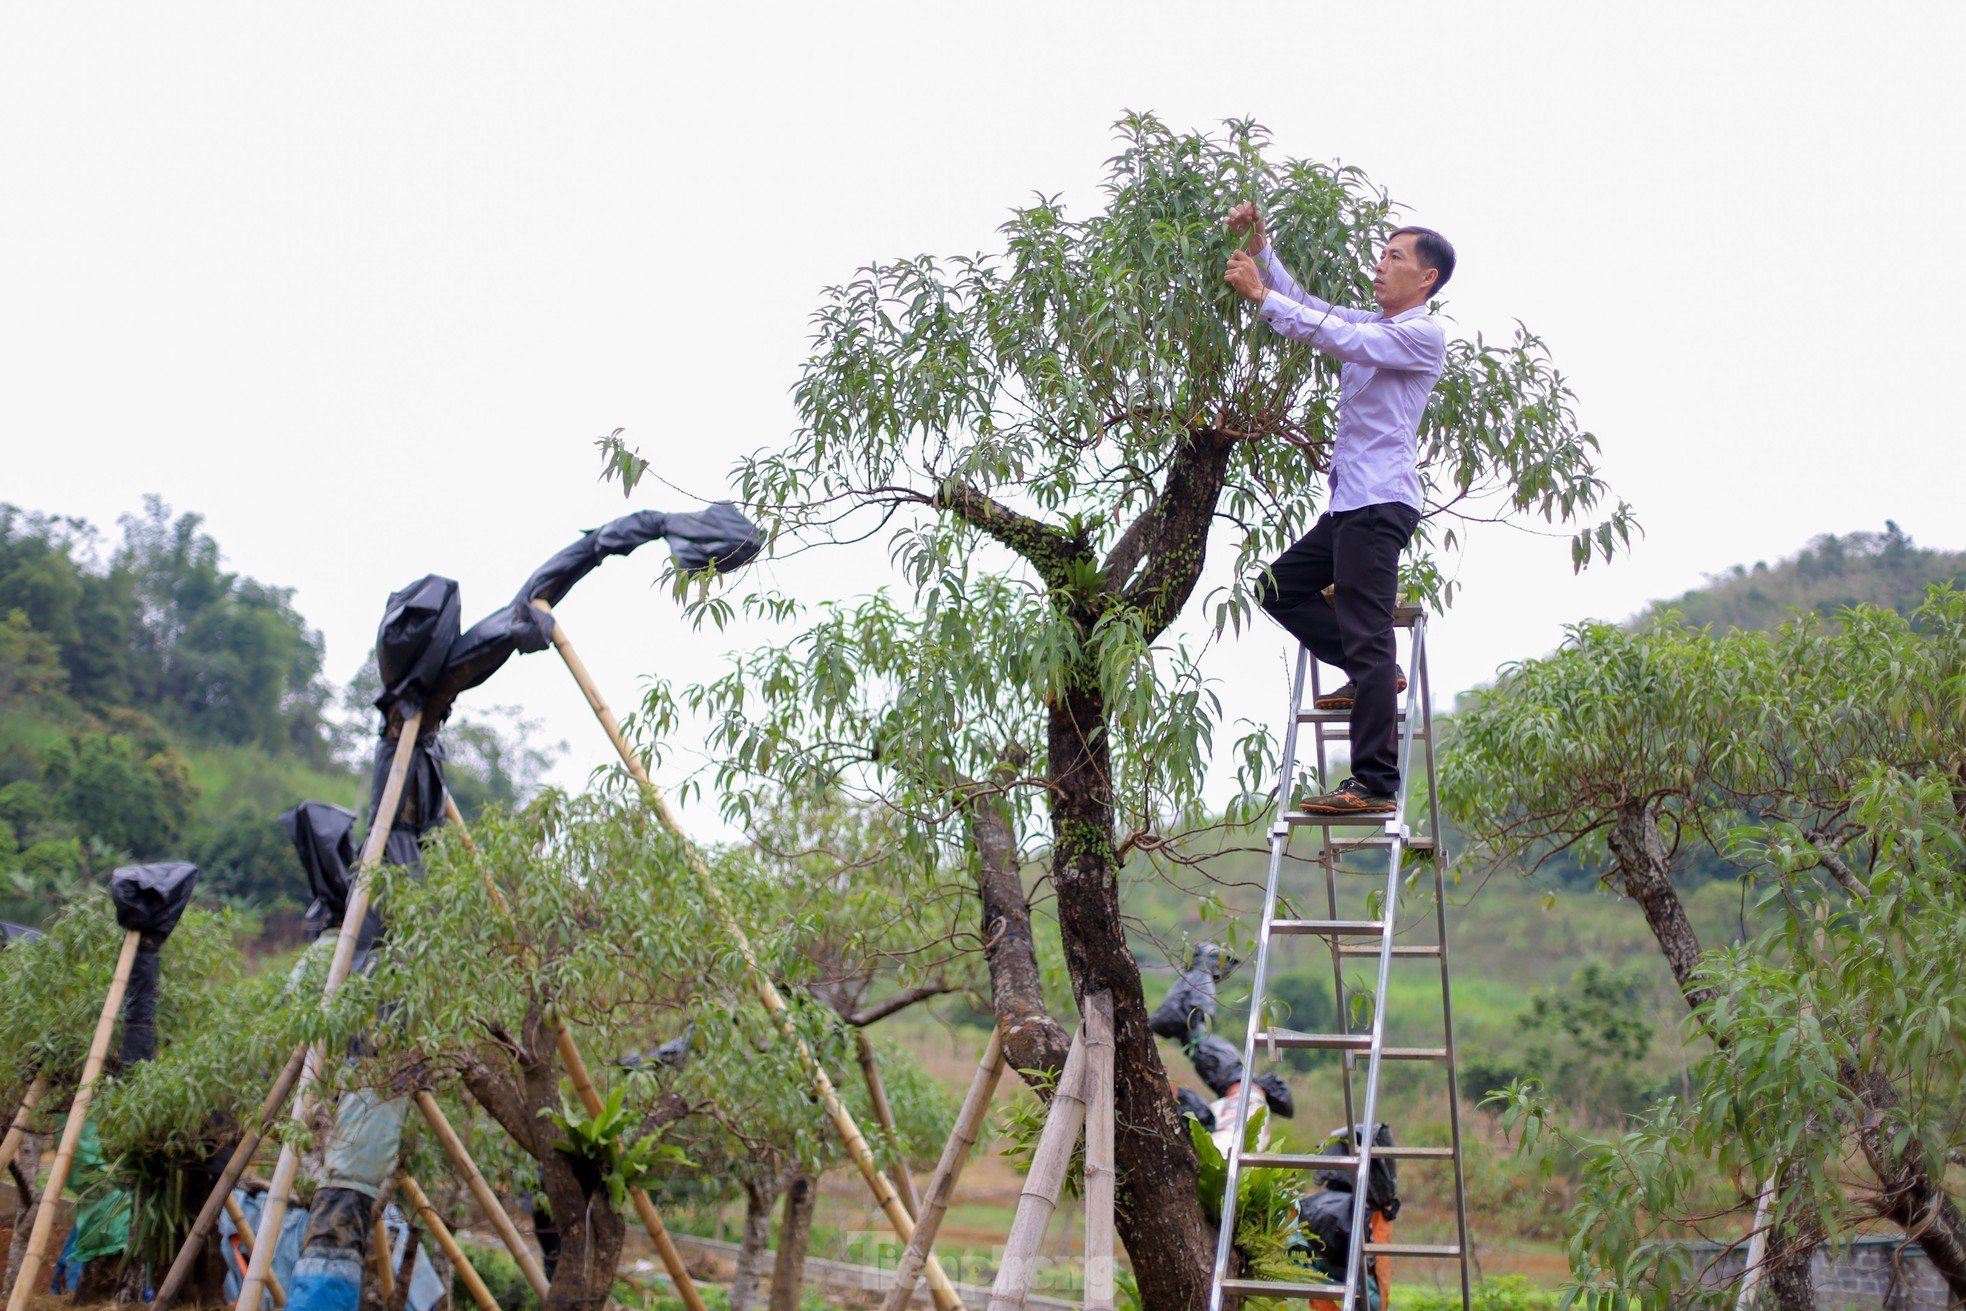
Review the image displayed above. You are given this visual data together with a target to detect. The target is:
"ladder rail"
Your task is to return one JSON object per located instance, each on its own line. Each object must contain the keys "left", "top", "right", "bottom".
{"left": 1417, "top": 630, "right": 1475, "bottom": 1311}
{"left": 1208, "top": 647, "right": 1313, "bottom": 1311}
{"left": 1337, "top": 613, "right": 1428, "bottom": 1310}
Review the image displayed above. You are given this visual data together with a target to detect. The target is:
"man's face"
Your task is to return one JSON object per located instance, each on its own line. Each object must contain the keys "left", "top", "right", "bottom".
{"left": 1372, "top": 234, "right": 1436, "bottom": 310}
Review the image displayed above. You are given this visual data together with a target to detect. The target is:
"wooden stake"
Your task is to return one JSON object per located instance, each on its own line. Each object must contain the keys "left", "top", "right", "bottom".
{"left": 0, "top": 1075, "right": 47, "bottom": 1177}
{"left": 222, "top": 1192, "right": 287, "bottom": 1307}
{"left": 369, "top": 1212, "right": 398, "bottom": 1303}
{"left": 413, "top": 1091, "right": 549, "bottom": 1299}
{"left": 399, "top": 1174, "right": 500, "bottom": 1311}
{"left": 986, "top": 1027, "right": 1091, "bottom": 1311}
{"left": 533, "top": 600, "right": 965, "bottom": 1311}
{"left": 855, "top": 1030, "right": 921, "bottom": 1219}
{"left": 238, "top": 709, "right": 426, "bottom": 1311}
{"left": 154, "top": 1043, "right": 310, "bottom": 1310}
{"left": 1082, "top": 995, "right": 1116, "bottom": 1311}
{"left": 4, "top": 928, "right": 142, "bottom": 1311}
{"left": 878, "top": 1027, "right": 1007, "bottom": 1311}
{"left": 438, "top": 795, "right": 708, "bottom": 1311}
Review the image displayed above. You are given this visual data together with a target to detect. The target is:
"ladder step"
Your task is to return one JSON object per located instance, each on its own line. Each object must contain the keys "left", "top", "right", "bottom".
{"left": 1239, "top": 1152, "right": 1358, "bottom": 1171}
{"left": 1380, "top": 1046, "right": 1450, "bottom": 1060}
{"left": 1297, "top": 708, "right": 1410, "bottom": 724}
{"left": 1284, "top": 812, "right": 1403, "bottom": 830}
{"left": 1363, "top": 1243, "right": 1462, "bottom": 1258}
{"left": 1337, "top": 943, "right": 1441, "bottom": 958}
{"left": 1378, "top": 1146, "right": 1457, "bottom": 1160}
{"left": 1259, "top": 1030, "right": 1370, "bottom": 1051}
{"left": 1325, "top": 833, "right": 1436, "bottom": 852}
{"left": 1271, "top": 919, "right": 1385, "bottom": 937}
{"left": 1216, "top": 1277, "right": 1345, "bottom": 1302}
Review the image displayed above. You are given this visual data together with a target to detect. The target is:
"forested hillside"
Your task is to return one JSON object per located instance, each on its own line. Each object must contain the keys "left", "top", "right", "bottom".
{"left": 0, "top": 498, "right": 550, "bottom": 924}
{"left": 1638, "top": 521, "right": 1963, "bottom": 630}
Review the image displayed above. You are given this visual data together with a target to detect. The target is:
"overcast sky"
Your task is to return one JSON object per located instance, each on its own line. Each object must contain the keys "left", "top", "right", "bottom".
{"left": 5, "top": 3, "right": 1962, "bottom": 828}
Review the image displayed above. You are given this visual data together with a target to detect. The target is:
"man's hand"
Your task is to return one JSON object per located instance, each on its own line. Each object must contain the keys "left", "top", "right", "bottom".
{"left": 1225, "top": 249, "right": 1267, "bottom": 304}
{"left": 1225, "top": 202, "right": 1267, "bottom": 254}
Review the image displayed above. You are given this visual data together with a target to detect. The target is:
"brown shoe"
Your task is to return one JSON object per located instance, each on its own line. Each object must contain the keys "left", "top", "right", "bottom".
{"left": 1312, "top": 668, "right": 1407, "bottom": 711}
{"left": 1298, "top": 779, "right": 1397, "bottom": 816}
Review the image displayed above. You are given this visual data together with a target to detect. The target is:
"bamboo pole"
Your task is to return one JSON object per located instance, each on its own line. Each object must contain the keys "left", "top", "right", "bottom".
{"left": 0, "top": 1075, "right": 47, "bottom": 1177}
{"left": 223, "top": 1192, "right": 288, "bottom": 1308}
{"left": 412, "top": 1091, "right": 549, "bottom": 1298}
{"left": 154, "top": 1043, "right": 310, "bottom": 1310}
{"left": 855, "top": 1029, "right": 921, "bottom": 1219}
{"left": 532, "top": 599, "right": 965, "bottom": 1311}
{"left": 238, "top": 708, "right": 426, "bottom": 1311}
{"left": 5, "top": 928, "right": 142, "bottom": 1311}
{"left": 878, "top": 1028, "right": 1007, "bottom": 1311}
{"left": 986, "top": 1028, "right": 1091, "bottom": 1311}
{"left": 438, "top": 793, "right": 708, "bottom": 1311}
{"left": 370, "top": 1212, "right": 398, "bottom": 1303}
{"left": 399, "top": 1174, "right": 500, "bottom": 1311}
{"left": 1082, "top": 995, "right": 1116, "bottom": 1311}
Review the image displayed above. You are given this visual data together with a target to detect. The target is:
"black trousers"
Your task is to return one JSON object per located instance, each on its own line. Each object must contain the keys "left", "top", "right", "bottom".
{"left": 1256, "top": 501, "right": 1421, "bottom": 796}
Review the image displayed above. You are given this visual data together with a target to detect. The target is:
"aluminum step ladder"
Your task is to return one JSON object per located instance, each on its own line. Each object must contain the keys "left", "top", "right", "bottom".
{"left": 1208, "top": 607, "right": 1473, "bottom": 1311}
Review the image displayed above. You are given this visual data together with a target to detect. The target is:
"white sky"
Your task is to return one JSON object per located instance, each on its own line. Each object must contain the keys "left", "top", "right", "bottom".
{"left": 5, "top": 3, "right": 1962, "bottom": 831}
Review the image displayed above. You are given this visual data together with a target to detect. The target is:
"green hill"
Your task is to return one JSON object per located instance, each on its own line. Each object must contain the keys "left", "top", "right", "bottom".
{"left": 1638, "top": 521, "right": 1963, "bottom": 631}
{"left": 0, "top": 498, "right": 546, "bottom": 928}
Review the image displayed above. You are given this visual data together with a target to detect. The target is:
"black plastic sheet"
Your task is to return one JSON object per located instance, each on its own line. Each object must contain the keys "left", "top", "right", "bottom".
{"left": 366, "top": 732, "right": 448, "bottom": 870}
{"left": 1313, "top": 1122, "right": 1399, "bottom": 1217}
{"left": 280, "top": 802, "right": 359, "bottom": 929}
{"left": 0, "top": 921, "right": 42, "bottom": 946}
{"left": 374, "top": 575, "right": 462, "bottom": 716}
{"left": 109, "top": 862, "right": 200, "bottom": 1066}
{"left": 1174, "top": 1085, "right": 1217, "bottom": 1132}
{"left": 110, "top": 862, "right": 200, "bottom": 937}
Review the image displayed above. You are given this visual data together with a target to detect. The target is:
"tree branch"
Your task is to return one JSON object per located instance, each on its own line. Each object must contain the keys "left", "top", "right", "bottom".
{"left": 846, "top": 984, "right": 960, "bottom": 1028}
{"left": 932, "top": 481, "right": 1086, "bottom": 593}
{"left": 1116, "top": 429, "right": 1237, "bottom": 637}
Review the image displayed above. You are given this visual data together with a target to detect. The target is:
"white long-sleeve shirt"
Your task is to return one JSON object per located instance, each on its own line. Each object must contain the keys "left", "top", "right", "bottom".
{"left": 1255, "top": 245, "right": 1445, "bottom": 513}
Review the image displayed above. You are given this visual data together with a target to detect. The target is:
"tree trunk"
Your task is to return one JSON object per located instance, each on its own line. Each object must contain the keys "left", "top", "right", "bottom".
{"left": 728, "top": 1173, "right": 781, "bottom": 1311}
{"left": 1607, "top": 802, "right": 1714, "bottom": 1012}
{"left": 1048, "top": 680, "right": 1214, "bottom": 1311}
{"left": 766, "top": 1174, "right": 816, "bottom": 1311}
{"left": 964, "top": 778, "right": 1073, "bottom": 1078}
{"left": 1844, "top": 1063, "right": 1966, "bottom": 1301}
{"left": 5, "top": 1131, "right": 41, "bottom": 1297}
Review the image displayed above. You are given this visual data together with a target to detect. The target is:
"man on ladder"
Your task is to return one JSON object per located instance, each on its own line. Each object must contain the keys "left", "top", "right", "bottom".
{"left": 1223, "top": 206, "right": 1455, "bottom": 816}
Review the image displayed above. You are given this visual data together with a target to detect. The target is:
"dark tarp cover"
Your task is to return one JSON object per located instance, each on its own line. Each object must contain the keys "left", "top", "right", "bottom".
{"left": 373, "top": 575, "right": 462, "bottom": 716}
{"left": 109, "top": 862, "right": 200, "bottom": 1064}
{"left": 366, "top": 732, "right": 447, "bottom": 871}
{"left": 1313, "top": 1122, "right": 1400, "bottom": 1218}
{"left": 1149, "top": 943, "right": 1293, "bottom": 1118}
{"left": 280, "top": 802, "right": 359, "bottom": 929}
{"left": 1, "top": 921, "right": 42, "bottom": 945}
{"left": 110, "top": 861, "right": 200, "bottom": 937}
{"left": 420, "top": 503, "right": 766, "bottom": 724}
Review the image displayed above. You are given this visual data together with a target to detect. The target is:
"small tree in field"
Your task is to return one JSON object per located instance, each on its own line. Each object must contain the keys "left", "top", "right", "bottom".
{"left": 620, "top": 114, "right": 1629, "bottom": 1308}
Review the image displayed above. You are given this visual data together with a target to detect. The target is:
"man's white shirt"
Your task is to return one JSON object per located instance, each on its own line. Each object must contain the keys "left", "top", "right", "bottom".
{"left": 1254, "top": 245, "right": 1445, "bottom": 514}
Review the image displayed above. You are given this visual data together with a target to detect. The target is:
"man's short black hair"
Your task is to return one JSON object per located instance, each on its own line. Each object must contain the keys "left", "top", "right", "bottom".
{"left": 1390, "top": 226, "right": 1455, "bottom": 296}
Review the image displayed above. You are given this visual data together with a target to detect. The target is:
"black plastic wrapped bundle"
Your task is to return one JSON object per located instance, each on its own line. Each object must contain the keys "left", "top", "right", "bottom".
{"left": 108, "top": 862, "right": 201, "bottom": 1065}
{"left": 280, "top": 802, "right": 359, "bottom": 930}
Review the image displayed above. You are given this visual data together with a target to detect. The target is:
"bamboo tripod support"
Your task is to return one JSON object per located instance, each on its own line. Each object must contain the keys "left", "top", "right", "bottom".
{"left": 237, "top": 708, "right": 425, "bottom": 1311}
{"left": 369, "top": 1213, "right": 397, "bottom": 1304}
{"left": 154, "top": 1044, "right": 311, "bottom": 1310}
{"left": 531, "top": 599, "right": 965, "bottom": 1311}
{"left": 986, "top": 1015, "right": 1099, "bottom": 1311}
{"left": 222, "top": 1192, "right": 288, "bottom": 1307}
{"left": 1081, "top": 996, "right": 1116, "bottom": 1311}
{"left": 5, "top": 928, "right": 142, "bottom": 1311}
{"left": 439, "top": 793, "right": 710, "bottom": 1311}
{"left": 0, "top": 1075, "right": 47, "bottom": 1177}
{"left": 413, "top": 1091, "right": 550, "bottom": 1299}
{"left": 878, "top": 1027, "right": 1007, "bottom": 1311}
{"left": 399, "top": 1174, "right": 500, "bottom": 1311}
{"left": 855, "top": 1030, "right": 921, "bottom": 1218}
